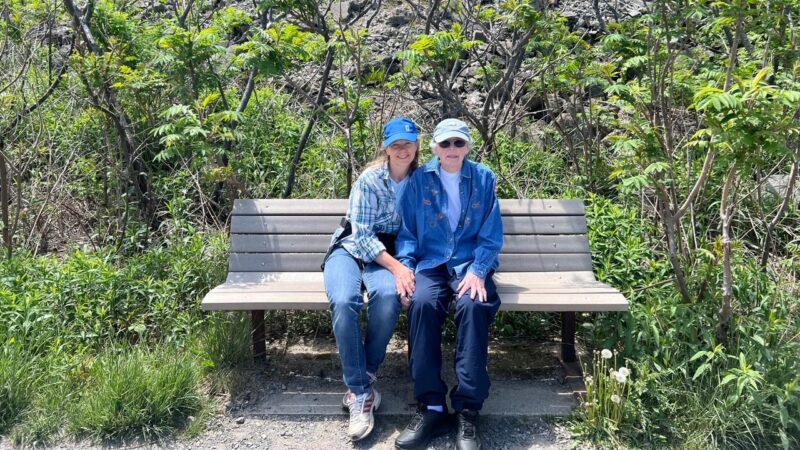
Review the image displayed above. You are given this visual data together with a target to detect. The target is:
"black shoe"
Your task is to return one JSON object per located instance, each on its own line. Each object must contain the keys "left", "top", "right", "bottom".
{"left": 394, "top": 404, "right": 453, "bottom": 449}
{"left": 456, "top": 409, "right": 482, "bottom": 450}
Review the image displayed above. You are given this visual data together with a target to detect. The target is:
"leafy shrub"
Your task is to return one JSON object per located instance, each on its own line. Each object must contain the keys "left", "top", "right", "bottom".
{"left": 0, "top": 233, "right": 227, "bottom": 354}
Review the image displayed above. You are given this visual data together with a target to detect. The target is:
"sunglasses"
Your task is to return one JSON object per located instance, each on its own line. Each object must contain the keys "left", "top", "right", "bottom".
{"left": 438, "top": 139, "right": 467, "bottom": 148}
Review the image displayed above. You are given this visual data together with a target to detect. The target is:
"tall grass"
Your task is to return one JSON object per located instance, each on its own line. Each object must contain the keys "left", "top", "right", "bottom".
{"left": 69, "top": 345, "right": 203, "bottom": 441}
{"left": 0, "top": 346, "right": 41, "bottom": 434}
{"left": 196, "top": 312, "right": 252, "bottom": 371}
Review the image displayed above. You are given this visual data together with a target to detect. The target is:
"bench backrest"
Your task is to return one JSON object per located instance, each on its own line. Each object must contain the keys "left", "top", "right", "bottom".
{"left": 227, "top": 199, "right": 596, "bottom": 283}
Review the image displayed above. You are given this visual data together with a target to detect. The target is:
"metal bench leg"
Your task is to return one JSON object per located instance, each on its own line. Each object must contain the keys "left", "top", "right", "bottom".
{"left": 252, "top": 310, "right": 266, "bottom": 361}
{"left": 561, "top": 312, "right": 576, "bottom": 362}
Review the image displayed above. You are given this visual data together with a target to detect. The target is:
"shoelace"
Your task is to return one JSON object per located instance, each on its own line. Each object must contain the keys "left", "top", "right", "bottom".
{"left": 459, "top": 413, "right": 476, "bottom": 439}
{"left": 350, "top": 392, "right": 373, "bottom": 417}
{"left": 407, "top": 408, "right": 426, "bottom": 430}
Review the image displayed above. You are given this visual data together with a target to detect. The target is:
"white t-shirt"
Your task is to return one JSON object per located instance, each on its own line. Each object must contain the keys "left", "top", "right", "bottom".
{"left": 390, "top": 177, "right": 408, "bottom": 214}
{"left": 439, "top": 169, "right": 461, "bottom": 232}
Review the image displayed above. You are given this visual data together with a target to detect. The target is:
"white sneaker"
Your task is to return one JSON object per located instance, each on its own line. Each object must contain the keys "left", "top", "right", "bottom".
{"left": 348, "top": 388, "right": 381, "bottom": 441}
{"left": 342, "top": 372, "right": 377, "bottom": 410}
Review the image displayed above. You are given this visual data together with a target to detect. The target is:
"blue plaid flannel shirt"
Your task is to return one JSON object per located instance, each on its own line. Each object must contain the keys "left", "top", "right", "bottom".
{"left": 336, "top": 164, "right": 403, "bottom": 262}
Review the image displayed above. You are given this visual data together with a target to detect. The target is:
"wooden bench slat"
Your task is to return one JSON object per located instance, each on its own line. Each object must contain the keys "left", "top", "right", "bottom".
{"left": 230, "top": 235, "right": 332, "bottom": 253}
{"left": 233, "top": 199, "right": 349, "bottom": 215}
{"left": 229, "top": 253, "right": 594, "bottom": 272}
{"left": 210, "top": 282, "right": 619, "bottom": 294}
{"left": 201, "top": 291, "right": 627, "bottom": 312}
{"left": 232, "top": 199, "right": 586, "bottom": 216}
{"left": 223, "top": 271, "right": 599, "bottom": 284}
{"left": 499, "top": 199, "right": 585, "bottom": 216}
{"left": 231, "top": 215, "right": 588, "bottom": 235}
{"left": 229, "top": 234, "right": 591, "bottom": 254}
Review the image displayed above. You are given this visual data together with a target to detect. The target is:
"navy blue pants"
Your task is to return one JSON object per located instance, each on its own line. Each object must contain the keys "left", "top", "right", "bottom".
{"left": 407, "top": 265, "right": 501, "bottom": 411}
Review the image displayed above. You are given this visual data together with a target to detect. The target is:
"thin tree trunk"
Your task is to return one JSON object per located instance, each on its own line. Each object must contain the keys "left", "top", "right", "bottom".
{"left": 665, "top": 211, "right": 692, "bottom": 303}
{"left": 592, "top": 0, "right": 606, "bottom": 32}
{"left": 0, "top": 145, "right": 10, "bottom": 260}
{"left": 64, "top": 0, "right": 150, "bottom": 224}
{"left": 283, "top": 44, "right": 335, "bottom": 198}
{"left": 718, "top": 164, "right": 737, "bottom": 346}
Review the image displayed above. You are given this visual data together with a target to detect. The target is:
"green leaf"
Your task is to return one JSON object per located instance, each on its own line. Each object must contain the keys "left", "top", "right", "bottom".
{"left": 692, "top": 363, "right": 710, "bottom": 380}
{"left": 622, "top": 55, "right": 648, "bottom": 70}
{"left": 720, "top": 373, "right": 737, "bottom": 386}
{"left": 689, "top": 350, "right": 708, "bottom": 362}
{"left": 644, "top": 162, "right": 670, "bottom": 175}
{"left": 750, "top": 67, "right": 771, "bottom": 91}
{"left": 201, "top": 92, "right": 221, "bottom": 108}
{"left": 605, "top": 84, "right": 631, "bottom": 97}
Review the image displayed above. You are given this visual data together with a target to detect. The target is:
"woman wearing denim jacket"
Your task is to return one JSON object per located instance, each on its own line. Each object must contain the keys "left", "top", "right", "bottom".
{"left": 322, "top": 117, "right": 418, "bottom": 441}
{"left": 394, "top": 118, "right": 503, "bottom": 450}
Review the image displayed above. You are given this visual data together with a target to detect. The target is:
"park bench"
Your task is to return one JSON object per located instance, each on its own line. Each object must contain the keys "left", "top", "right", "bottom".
{"left": 200, "top": 199, "right": 628, "bottom": 362}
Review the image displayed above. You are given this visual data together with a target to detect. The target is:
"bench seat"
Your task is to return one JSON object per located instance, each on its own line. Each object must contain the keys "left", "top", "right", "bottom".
{"left": 201, "top": 199, "right": 629, "bottom": 361}
{"left": 203, "top": 272, "right": 627, "bottom": 312}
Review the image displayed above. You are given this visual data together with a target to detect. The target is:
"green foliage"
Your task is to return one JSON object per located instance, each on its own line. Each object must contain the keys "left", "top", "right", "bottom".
{"left": 692, "top": 69, "right": 800, "bottom": 165}
{"left": 194, "top": 312, "right": 252, "bottom": 371}
{"left": 68, "top": 345, "right": 203, "bottom": 440}
{"left": 0, "top": 233, "right": 227, "bottom": 352}
{"left": 397, "top": 23, "right": 483, "bottom": 77}
{"left": 235, "top": 23, "right": 319, "bottom": 76}
{"left": 0, "top": 346, "right": 42, "bottom": 434}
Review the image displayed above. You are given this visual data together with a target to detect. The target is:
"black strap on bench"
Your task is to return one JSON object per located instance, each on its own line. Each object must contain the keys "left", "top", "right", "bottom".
{"left": 320, "top": 218, "right": 396, "bottom": 271}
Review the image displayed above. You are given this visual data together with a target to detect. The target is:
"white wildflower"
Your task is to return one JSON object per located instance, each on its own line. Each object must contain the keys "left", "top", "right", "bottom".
{"left": 618, "top": 367, "right": 630, "bottom": 377}
{"left": 614, "top": 371, "right": 627, "bottom": 384}
{"left": 585, "top": 375, "right": 593, "bottom": 384}
{"left": 610, "top": 394, "right": 622, "bottom": 404}
{"left": 601, "top": 349, "right": 613, "bottom": 359}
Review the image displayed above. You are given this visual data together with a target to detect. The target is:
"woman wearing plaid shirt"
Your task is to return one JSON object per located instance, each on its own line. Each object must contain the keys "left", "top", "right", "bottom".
{"left": 322, "top": 117, "right": 419, "bottom": 441}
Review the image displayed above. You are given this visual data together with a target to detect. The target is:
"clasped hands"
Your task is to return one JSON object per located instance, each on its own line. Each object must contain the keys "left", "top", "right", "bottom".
{"left": 396, "top": 270, "right": 487, "bottom": 307}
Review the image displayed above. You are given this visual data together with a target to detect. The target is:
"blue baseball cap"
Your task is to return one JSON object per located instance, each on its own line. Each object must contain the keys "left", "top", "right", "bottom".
{"left": 432, "top": 118, "right": 472, "bottom": 144}
{"left": 383, "top": 117, "right": 418, "bottom": 147}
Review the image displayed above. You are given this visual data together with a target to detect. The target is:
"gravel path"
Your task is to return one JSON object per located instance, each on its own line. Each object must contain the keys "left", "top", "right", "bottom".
{"left": 1, "top": 338, "right": 585, "bottom": 449}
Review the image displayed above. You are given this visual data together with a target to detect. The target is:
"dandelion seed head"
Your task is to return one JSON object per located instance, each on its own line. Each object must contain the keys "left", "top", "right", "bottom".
{"left": 611, "top": 394, "right": 622, "bottom": 404}
{"left": 618, "top": 367, "right": 630, "bottom": 377}
{"left": 601, "top": 349, "right": 613, "bottom": 359}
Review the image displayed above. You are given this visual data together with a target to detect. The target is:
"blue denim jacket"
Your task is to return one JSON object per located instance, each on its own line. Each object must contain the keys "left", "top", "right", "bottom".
{"left": 396, "top": 157, "right": 503, "bottom": 279}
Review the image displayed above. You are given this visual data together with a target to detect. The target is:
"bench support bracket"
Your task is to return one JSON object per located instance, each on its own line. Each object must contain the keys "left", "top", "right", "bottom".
{"left": 561, "top": 312, "right": 576, "bottom": 362}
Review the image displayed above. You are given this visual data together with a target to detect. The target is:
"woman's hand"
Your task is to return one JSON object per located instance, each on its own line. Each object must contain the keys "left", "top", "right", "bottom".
{"left": 392, "top": 264, "right": 415, "bottom": 300}
{"left": 457, "top": 272, "right": 487, "bottom": 302}
{"left": 374, "top": 251, "right": 415, "bottom": 301}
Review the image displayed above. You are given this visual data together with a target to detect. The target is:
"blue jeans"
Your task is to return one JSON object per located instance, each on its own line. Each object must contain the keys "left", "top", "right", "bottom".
{"left": 324, "top": 246, "right": 401, "bottom": 395}
{"left": 407, "top": 265, "right": 500, "bottom": 411}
